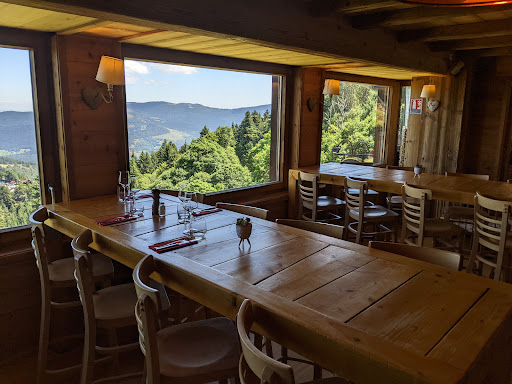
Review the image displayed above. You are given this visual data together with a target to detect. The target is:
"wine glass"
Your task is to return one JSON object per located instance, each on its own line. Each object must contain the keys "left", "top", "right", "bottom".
{"left": 178, "top": 183, "right": 191, "bottom": 203}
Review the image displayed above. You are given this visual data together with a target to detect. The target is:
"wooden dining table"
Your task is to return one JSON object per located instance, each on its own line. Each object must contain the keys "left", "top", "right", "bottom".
{"left": 288, "top": 163, "right": 512, "bottom": 216}
{"left": 44, "top": 193, "right": 512, "bottom": 384}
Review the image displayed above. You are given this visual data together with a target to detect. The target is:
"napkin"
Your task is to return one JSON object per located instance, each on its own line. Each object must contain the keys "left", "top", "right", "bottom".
{"left": 95, "top": 215, "right": 137, "bottom": 226}
{"left": 192, "top": 207, "right": 222, "bottom": 216}
{"left": 149, "top": 236, "right": 198, "bottom": 253}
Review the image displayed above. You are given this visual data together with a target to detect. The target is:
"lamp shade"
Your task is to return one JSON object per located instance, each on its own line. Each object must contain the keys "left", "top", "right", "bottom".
{"left": 96, "top": 56, "right": 125, "bottom": 86}
{"left": 323, "top": 79, "right": 340, "bottom": 96}
{"left": 420, "top": 85, "right": 436, "bottom": 99}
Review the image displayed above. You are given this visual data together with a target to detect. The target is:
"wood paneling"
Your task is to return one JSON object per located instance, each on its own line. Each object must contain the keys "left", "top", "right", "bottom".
{"left": 402, "top": 73, "right": 466, "bottom": 174}
{"left": 53, "top": 34, "right": 127, "bottom": 200}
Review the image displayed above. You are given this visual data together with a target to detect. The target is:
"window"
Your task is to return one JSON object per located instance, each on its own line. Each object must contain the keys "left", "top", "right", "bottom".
{"left": 124, "top": 60, "right": 283, "bottom": 193}
{"left": 0, "top": 47, "right": 41, "bottom": 230}
{"left": 321, "top": 81, "right": 391, "bottom": 164}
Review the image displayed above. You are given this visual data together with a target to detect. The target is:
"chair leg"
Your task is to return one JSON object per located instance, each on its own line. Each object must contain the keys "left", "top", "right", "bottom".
{"left": 36, "top": 299, "right": 52, "bottom": 384}
{"left": 107, "top": 328, "right": 120, "bottom": 376}
{"left": 281, "top": 345, "right": 288, "bottom": 364}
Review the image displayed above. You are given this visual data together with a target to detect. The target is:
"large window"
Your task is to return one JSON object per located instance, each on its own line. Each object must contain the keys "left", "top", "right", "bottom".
{"left": 321, "top": 81, "right": 390, "bottom": 164}
{"left": 124, "top": 60, "right": 283, "bottom": 193}
{"left": 0, "top": 47, "right": 41, "bottom": 230}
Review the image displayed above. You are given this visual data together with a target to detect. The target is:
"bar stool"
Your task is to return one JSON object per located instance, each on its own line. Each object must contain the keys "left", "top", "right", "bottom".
{"left": 133, "top": 254, "right": 241, "bottom": 384}
{"left": 298, "top": 171, "right": 344, "bottom": 223}
{"left": 344, "top": 177, "right": 398, "bottom": 244}
{"left": 237, "top": 299, "right": 350, "bottom": 384}
{"left": 466, "top": 193, "right": 512, "bottom": 282}
{"left": 30, "top": 207, "right": 114, "bottom": 384}
{"left": 401, "top": 184, "right": 463, "bottom": 254}
{"left": 72, "top": 229, "right": 142, "bottom": 384}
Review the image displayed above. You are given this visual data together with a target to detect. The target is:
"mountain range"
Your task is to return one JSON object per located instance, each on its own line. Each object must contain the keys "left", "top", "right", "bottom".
{"left": 0, "top": 102, "right": 272, "bottom": 163}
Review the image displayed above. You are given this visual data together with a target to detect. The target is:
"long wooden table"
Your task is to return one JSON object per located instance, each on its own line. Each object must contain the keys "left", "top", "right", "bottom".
{"left": 44, "top": 194, "right": 512, "bottom": 384}
{"left": 289, "top": 163, "right": 512, "bottom": 216}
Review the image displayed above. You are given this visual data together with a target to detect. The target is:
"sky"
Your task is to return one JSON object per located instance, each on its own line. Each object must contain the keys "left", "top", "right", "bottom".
{"left": 0, "top": 47, "right": 273, "bottom": 111}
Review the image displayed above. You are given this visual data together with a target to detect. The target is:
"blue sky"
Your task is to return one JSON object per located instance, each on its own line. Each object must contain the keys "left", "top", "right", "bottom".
{"left": 0, "top": 47, "right": 34, "bottom": 112}
{"left": 0, "top": 49, "right": 273, "bottom": 112}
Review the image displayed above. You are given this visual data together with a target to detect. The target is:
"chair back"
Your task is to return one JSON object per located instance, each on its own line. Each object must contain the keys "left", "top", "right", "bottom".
{"left": 237, "top": 299, "right": 294, "bottom": 384}
{"left": 386, "top": 165, "right": 414, "bottom": 171}
{"left": 297, "top": 172, "right": 319, "bottom": 221}
{"left": 401, "top": 183, "right": 432, "bottom": 246}
{"left": 473, "top": 193, "right": 510, "bottom": 254}
{"left": 30, "top": 207, "right": 51, "bottom": 296}
{"left": 72, "top": 229, "right": 98, "bottom": 383}
{"left": 445, "top": 172, "right": 490, "bottom": 181}
{"left": 344, "top": 177, "right": 366, "bottom": 222}
{"left": 369, "top": 241, "right": 461, "bottom": 271}
{"left": 216, "top": 202, "right": 269, "bottom": 220}
{"left": 133, "top": 255, "right": 163, "bottom": 384}
{"left": 276, "top": 219, "right": 343, "bottom": 239}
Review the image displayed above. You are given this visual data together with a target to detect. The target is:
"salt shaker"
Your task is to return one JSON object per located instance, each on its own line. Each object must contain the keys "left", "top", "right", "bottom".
{"left": 158, "top": 202, "right": 166, "bottom": 218}
{"left": 152, "top": 189, "right": 160, "bottom": 216}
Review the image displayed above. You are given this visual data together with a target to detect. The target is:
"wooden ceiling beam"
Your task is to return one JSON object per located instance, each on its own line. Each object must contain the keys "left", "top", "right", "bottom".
{"left": 430, "top": 35, "right": 512, "bottom": 51}
{"left": 398, "top": 19, "right": 512, "bottom": 43}
{"left": 118, "top": 29, "right": 167, "bottom": 41}
{"left": 2, "top": 0, "right": 449, "bottom": 74}
{"left": 56, "top": 19, "right": 111, "bottom": 35}
{"left": 459, "top": 46, "right": 512, "bottom": 57}
{"left": 351, "top": 4, "right": 512, "bottom": 29}
{"left": 335, "top": 0, "right": 407, "bottom": 14}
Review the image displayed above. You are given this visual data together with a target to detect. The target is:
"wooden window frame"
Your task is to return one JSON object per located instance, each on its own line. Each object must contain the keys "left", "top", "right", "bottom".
{"left": 324, "top": 71, "right": 402, "bottom": 165}
{"left": 121, "top": 44, "right": 293, "bottom": 197}
{"left": 0, "top": 27, "right": 60, "bottom": 235}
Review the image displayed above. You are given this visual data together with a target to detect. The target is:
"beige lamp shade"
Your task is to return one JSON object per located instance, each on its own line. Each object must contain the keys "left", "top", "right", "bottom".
{"left": 95, "top": 56, "right": 125, "bottom": 86}
{"left": 420, "top": 84, "right": 436, "bottom": 98}
{"left": 323, "top": 79, "right": 340, "bottom": 95}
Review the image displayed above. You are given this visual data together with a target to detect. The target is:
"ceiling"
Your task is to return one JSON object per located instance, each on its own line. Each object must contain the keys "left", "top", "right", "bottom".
{"left": 0, "top": 1, "right": 510, "bottom": 80}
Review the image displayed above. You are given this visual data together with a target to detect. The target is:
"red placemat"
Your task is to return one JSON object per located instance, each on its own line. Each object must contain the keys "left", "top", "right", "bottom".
{"left": 192, "top": 208, "right": 222, "bottom": 216}
{"left": 149, "top": 236, "right": 198, "bottom": 254}
{"left": 136, "top": 194, "right": 153, "bottom": 199}
{"left": 95, "top": 215, "right": 137, "bottom": 226}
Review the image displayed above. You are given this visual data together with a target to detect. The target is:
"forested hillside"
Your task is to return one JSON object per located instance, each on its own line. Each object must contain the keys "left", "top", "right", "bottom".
{"left": 130, "top": 109, "right": 272, "bottom": 192}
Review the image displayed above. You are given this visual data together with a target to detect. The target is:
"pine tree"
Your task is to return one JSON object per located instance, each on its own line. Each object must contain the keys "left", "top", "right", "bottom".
{"left": 200, "top": 125, "right": 209, "bottom": 137}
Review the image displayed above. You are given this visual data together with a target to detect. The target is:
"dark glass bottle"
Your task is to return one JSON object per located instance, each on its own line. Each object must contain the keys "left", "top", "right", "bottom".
{"left": 152, "top": 189, "right": 160, "bottom": 216}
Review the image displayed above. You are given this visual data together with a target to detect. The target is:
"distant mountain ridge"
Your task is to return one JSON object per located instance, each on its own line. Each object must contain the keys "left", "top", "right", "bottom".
{"left": 0, "top": 102, "right": 272, "bottom": 163}
{"left": 127, "top": 101, "right": 271, "bottom": 154}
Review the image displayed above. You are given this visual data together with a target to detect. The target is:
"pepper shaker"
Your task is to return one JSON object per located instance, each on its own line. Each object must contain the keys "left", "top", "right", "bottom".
{"left": 152, "top": 189, "right": 160, "bottom": 216}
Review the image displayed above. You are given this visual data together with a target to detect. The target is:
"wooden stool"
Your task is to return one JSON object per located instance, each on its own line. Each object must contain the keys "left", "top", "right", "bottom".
{"left": 298, "top": 171, "right": 344, "bottom": 223}
{"left": 237, "top": 299, "right": 350, "bottom": 384}
{"left": 30, "top": 207, "right": 114, "bottom": 384}
{"left": 344, "top": 177, "right": 398, "bottom": 244}
{"left": 133, "top": 254, "right": 241, "bottom": 384}
{"left": 72, "top": 229, "right": 142, "bottom": 384}
{"left": 466, "top": 193, "right": 512, "bottom": 282}
{"left": 401, "top": 183, "right": 463, "bottom": 256}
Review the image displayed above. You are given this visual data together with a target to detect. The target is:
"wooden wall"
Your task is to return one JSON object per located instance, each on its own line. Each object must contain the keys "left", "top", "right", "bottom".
{"left": 402, "top": 73, "right": 467, "bottom": 174}
{"left": 53, "top": 34, "right": 127, "bottom": 201}
{"left": 459, "top": 57, "right": 512, "bottom": 180}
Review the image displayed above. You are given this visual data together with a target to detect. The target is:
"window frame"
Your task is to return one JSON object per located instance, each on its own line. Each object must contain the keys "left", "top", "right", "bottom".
{"left": 0, "top": 27, "right": 60, "bottom": 233}
{"left": 121, "top": 44, "right": 293, "bottom": 196}
{"left": 324, "top": 71, "right": 402, "bottom": 165}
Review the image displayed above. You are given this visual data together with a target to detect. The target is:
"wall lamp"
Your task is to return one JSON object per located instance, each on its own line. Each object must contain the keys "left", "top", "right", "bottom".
{"left": 307, "top": 79, "right": 340, "bottom": 112}
{"left": 81, "top": 56, "right": 125, "bottom": 110}
{"left": 420, "top": 84, "right": 440, "bottom": 112}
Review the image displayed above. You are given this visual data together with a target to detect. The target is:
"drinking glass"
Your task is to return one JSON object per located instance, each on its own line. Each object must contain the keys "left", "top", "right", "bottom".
{"left": 177, "top": 204, "right": 189, "bottom": 224}
{"left": 185, "top": 191, "right": 199, "bottom": 211}
{"left": 118, "top": 170, "right": 130, "bottom": 202}
{"left": 190, "top": 216, "right": 207, "bottom": 240}
{"left": 178, "top": 183, "right": 191, "bottom": 203}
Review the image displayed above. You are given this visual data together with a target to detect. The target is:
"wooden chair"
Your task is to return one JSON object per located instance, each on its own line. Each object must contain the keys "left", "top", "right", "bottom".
{"left": 276, "top": 219, "right": 343, "bottom": 239}
{"left": 369, "top": 241, "right": 461, "bottom": 271}
{"left": 298, "top": 171, "right": 344, "bottom": 223}
{"left": 401, "top": 183, "right": 463, "bottom": 250}
{"left": 73, "top": 229, "right": 142, "bottom": 384}
{"left": 344, "top": 177, "right": 398, "bottom": 244}
{"left": 237, "top": 299, "right": 349, "bottom": 384}
{"left": 466, "top": 193, "right": 512, "bottom": 282}
{"left": 133, "top": 255, "right": 241, "bottom": 384}
{"left": 30, "top": 207, "right": 114, "bottom": 384}
{"left": 216, "top": 202, "right": 269, "bottom": 220}
{"left": 385, "top": 166, "right": 414, "bottom": 211}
